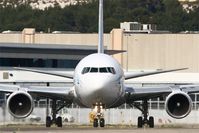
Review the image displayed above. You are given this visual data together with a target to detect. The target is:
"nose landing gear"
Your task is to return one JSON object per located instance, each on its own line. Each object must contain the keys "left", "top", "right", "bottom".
{"left": 91, "top": 103, "right": 105, "bottom": 128}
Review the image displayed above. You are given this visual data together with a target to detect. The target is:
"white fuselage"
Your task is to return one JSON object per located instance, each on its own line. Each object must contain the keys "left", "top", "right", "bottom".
{"left": 73, "top": 53, "right": 125, "bottom": 108}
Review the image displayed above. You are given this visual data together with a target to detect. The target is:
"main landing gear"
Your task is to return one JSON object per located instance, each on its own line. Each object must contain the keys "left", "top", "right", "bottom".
{"left": 130, "top": 100, "right": 154, "bottom": 128}
{"left": 92, "top": 103, "right": 105, "bottom": 128}
{"left": 46, "top": 99, "right": 71, "bottom": 127}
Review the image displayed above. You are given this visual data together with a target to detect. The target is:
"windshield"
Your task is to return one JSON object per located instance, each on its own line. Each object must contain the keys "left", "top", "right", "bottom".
{"left": 81, "top": 67, "right": 116, "bottom": 74}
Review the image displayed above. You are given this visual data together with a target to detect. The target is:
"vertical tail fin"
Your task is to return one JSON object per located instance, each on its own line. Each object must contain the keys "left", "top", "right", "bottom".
{"left": 98, "top": 0, "right": 104, "bottom": 53}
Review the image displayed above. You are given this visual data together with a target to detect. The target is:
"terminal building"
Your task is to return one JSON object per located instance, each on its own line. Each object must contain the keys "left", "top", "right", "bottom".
{"left": 1, "top": 27, "right": 199, "bottom": 125}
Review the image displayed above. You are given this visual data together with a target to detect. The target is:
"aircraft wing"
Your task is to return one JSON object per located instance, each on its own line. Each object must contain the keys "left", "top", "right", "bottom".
{"left": 15, "top": 64, "right": 187, "bottom": 81}
{"left": 0, "top": 84, "right": 20, "bottom": 93}
{"left": 180, "top": 85, "right": 199, "bottom": 94}
{"left": 125, "top": 85, "right": 199, "bottom": 103}
{"left": 124, "top": 68, "right": 187, "bottom": 80}
{"left": 125, "top": 86, "right": 171, "bottom": 102}
{"left": 0, "top": 84, "right": 74, "bottom": 101}
{"left": 14, "top": 67, "right": 74, "bottom": 79}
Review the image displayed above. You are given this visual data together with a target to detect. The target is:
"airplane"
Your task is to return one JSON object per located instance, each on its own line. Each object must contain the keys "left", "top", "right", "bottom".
{"left": 1, "top": 0, "right": 199, "bottom": 128}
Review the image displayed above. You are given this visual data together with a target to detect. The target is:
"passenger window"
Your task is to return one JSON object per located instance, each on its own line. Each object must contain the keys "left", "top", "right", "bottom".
{"left": 90, "top": 68, "right": 98, "bottom": 73}
{"left": 82, "top": 67, "right": 90, "bottom": 74}
{"left": 99, "top": 67, "right": 108, "bottom": 73}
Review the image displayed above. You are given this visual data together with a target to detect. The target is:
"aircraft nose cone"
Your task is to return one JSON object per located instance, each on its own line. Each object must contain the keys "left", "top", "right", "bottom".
{"left": 81, "top": 75, "right": 113, "bottom": 94}
{"left": 77, "top": 74, "right": 121, "bottom": 107}
{"left": 90, "top": 76, "right": 110, "bottom": 91}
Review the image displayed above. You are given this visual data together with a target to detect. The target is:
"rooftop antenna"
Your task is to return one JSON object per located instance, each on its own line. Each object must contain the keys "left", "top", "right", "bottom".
{"left": 98, "top": 0, "right": 104, "bottom": 53}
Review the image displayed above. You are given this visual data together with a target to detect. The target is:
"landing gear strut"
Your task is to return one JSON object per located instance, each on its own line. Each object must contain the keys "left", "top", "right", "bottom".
{"left": 130, "top": 100, "right": 154, "bottom": 128}
{"left": 46, "top": 99, "right": 71, "bottom": 127}
{"left": 92, "top": 103, "right": 105, "bottom": 128}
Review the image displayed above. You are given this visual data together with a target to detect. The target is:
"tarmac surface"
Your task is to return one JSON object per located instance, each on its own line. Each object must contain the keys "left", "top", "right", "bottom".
{"left": 1, "top": 128, "right": 199, "bottom": 133}
{"left": 1, "top": 125, "right": 199, "bottom": 133}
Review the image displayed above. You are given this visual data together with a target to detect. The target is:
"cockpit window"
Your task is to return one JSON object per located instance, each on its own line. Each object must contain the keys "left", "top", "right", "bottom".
{"left": 82, "top": 67, "right": 116, "bottom": 74}
{"left": 107, "top": 67, "right": 116, "bottom": 74}
{"left": 99, "top": 67, "right": 108, "bottom": 73}
{"left": 82, "top": 67, "right": 90, "bottom": 74}
{"left": 90, "top": 67, "right": 98, "bottom": 73}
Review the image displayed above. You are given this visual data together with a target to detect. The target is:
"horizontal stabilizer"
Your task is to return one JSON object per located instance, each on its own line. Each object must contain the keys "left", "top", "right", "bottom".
{"left": 14, "top": 67, "right": 74, "bottom": 79}
{"left": 125, "top": 68, "right": 188, "bottom": 80}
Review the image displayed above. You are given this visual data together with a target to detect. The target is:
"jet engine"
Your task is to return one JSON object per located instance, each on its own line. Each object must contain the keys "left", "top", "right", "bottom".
{"left": 7, "top": 91, "right": 34, "bottom": 118}
{"left": 165, "top": 91, "right": 192, "bottom": 119}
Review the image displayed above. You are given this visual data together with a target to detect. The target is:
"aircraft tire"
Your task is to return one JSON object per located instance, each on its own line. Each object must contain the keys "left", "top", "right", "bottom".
{"left": 148, "top": 116, "right": 154, "bottom": 128}
{"left": 137, "top": 116, "right": 143, "bottom": 128}
{"left": 100, "top": 118, "right": 105, "bottom": 127}
{"left": 56, "top": 116, "right": 63, "bottom": 127}
{"left": 46, "top": 116, "right": 51, "bottom": 127}
{"left": 93, "top": 118, "right": 98, "bottom": 127}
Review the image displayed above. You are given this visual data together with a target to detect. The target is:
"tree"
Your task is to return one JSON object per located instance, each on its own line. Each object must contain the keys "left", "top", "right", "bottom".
{"left": 0, "top": 0, "right": 198, "bottom": 33}
{"left": 154, "top": 0, "right": 186, "bottom": 32}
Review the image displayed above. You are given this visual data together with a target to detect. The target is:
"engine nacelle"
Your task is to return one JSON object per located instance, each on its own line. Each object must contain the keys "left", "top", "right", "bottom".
{"left": 165, "top": 91, "right": 192, "bottom": 119}
{"left": 7, "top": 91, "right": 34, "bottom": 118}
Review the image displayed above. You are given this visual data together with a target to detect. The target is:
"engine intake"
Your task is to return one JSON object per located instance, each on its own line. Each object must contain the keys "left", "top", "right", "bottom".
{"left": 165, "top": 91, "right": 192, "bottom": 119}
{"left": 7, "top": 91, "right": 34, "bottom": 118}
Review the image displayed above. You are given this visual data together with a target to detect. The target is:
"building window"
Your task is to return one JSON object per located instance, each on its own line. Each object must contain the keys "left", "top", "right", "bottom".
{"left": 0, "top": 58, "right": 79, "bottom": 68}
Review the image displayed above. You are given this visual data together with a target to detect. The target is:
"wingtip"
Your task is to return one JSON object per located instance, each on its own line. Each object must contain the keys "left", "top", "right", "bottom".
{"left": 13, "top": 67, "right": 23, "bottom": 70}
{"left": 179, "top": 67, "right": 189, "bottom": 71}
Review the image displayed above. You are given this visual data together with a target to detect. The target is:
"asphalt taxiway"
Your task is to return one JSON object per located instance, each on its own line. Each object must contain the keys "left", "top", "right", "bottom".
{"left": 1, "top": 128, "right": 199, "bottom": 133}
{"left": 1, "top": 126, "right": 199, "bottom": 133}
